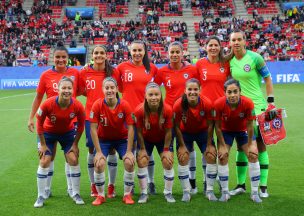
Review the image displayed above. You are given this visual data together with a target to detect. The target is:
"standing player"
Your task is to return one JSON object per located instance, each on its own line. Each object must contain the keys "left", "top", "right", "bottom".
{"left": 116, "top": 40, "right": 158, "bottom": 194}
{"left": 195, "top": 36, "right": 230, "bottom": 193}
{"left": 154, "top": 41, "right": 199, "bottom": 194}
{"left": 28, "top": 46, "right": 79, "bottom": 198}
{"left": 229, "top": 30, "right": 276, "bottom": 198}
{"left": 90, "top": 77, "right": 135, "bottom": 205}
{"left": 135, "top": 82, "right": 175, "bottom": 203}
{"left": 173, "top": 78, "right": 214, "bottom": 202}
{"left": 78, "top": 45, "right": 119, "bottom": 198}
{"left": 34, "top": 77, "right": 85, "bottom": 207}
{"left": 213, "top": 79, "right": 262, "bottom": 203}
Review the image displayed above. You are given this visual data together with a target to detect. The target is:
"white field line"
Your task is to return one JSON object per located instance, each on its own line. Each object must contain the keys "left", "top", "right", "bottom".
{"left": 0, "top": 93, "right": 35, "bottom": 100}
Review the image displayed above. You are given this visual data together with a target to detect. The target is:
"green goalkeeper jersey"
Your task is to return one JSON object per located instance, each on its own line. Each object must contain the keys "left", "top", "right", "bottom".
{"left": 230, "top": 50, "right": 270, "bottom": 114}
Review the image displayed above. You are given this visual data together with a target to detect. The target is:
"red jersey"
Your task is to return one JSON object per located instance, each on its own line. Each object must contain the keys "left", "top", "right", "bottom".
{"left": 116, "top": 61, "right": 158, "bottom": 109}
{"left": 90, "top": 98, "right": 134, "bottom": 141}
{"left": 154, "top": 64, "right": 199, "bottom": 107}
{"left": 36, "top": 67, "right": 79, "bottom": 98}
{"left": 196, "top": 58, "right": 230, "bottom": 102}
{"left": 173, "top": 96, "right": 213, "bottom": 133}
{"left": 78, "top": 66, "right": 119, "bottom": 120}
{"left": 134, "top": 103, "right": 173, "bottom": 143}
{"left": 36, "top": 96, "right": 85, "bottom": 134}
{"left": 214, "top": 96, "right": 255, "bottom": 132}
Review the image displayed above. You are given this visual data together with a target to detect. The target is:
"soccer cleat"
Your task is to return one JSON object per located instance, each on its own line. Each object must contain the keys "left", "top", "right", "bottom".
{"left": 181, "top": 191, "right": 191, "bottom": 202}
{"left": 190, "top": 187, "right": 198, "bottom": 195}
{"left": 164, "top": 193, "right": 176, "bottom": 203}
{"left": 229, "top": 184, "right": 246, "bottom": 196}
{"left": 259, "top": 186, "right": 269, "bottom": 198}
{"left": 34, "top": 196, "right": 45, "bottom": 208}
{"left": 123, "top": 194, "right": 135, "bottom": 205}
{"left": 219, "top": 191, "right": 230, "bottom": 202}
{"left": 92, "top": 196, "right": 106, "bottom": 206}
{"left": 206, "top": 190, "right": 218, "bottom": 201}
{"left": 44, "top": 189, "right": 52, "bottom": 199}
{"left": 138, "top": 193, "right": 148, "bottom": 204}
{"left": 73, "top": 194, "right": 85, "bottom": 205}
{"left": 91, "top": 184, "right": 98, "bottom": 197}
{"left": 107, "top": 184, "right": 116, "bottom": 198}
{"left": 251, "top": 191, "right": 263, "bottom": 203}
{"left": 67, "top": 188, "right": 73, "bottom": 198}
{"left": 148, "top": 182, "right": 156, "bottom": 195}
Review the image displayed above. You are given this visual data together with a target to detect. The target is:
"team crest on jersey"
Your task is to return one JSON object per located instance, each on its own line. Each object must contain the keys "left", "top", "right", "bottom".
{"left": 118, "top": 112, "right": 124, "bottom": 118}
{"left": 37, "top": 108, "right": 43, "bottom": 116}
{"left": 183, "top": 73, "right": 189, "bottom": 79}
{"left": 244, "top": 64, "right": 251, "bottom": 72}
{"left": 50, "top": 114, "right": 56, "bottom": 123}
{"left": 200, "top": 111, "right": 205, "bottom": 116}
{"left": 70, "top": 112, "right": 75, "bottom": 119}
{"left": 90, "top": 111, "right": 94, "bottom": 119}
{"left": 219, "top": 67, "right": 225, "bottom": 73}
{"left": 239, "top": 112, "right": 244, "bottom": 118}
{"left": 272, "top": 118, "right": 282, "bottom": 129}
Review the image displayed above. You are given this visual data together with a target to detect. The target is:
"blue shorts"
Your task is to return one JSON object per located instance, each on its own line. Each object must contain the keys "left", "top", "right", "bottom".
{"left": 176, "top": 131, "right": 209, "bottom": 153}
{"left": 43, "top": 130, "right": 76, "bottom": 156}
{"left": 222, "top": 131, "right": 256, "bottom": 146}
{"left": 98, "top": 139, "right": 128, "bottom": 159}
{"left": 85, "top": 120, "right": 94, "bottom": 148}
{"left": 139, "top": 140, "right": 174, "bottom": 156}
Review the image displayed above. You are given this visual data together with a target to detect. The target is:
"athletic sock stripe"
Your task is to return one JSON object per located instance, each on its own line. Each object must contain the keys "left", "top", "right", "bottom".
{"left": 202, "top": 165, "right": 206, "bottom": 169}
{"left": 260, "top": 164, "right": 269, "bottom": 169}
{"left": 164, "top": 176, "right": 174, "bottom": 181}
{"left": 124, "top": 182, "right": 134, "bottom": 186}
{"left": 251, "top": 176, "right": 260, "bottom": 181}
{"left": 178, "top": 175, "right": 189, "bottom": 180}
{"left": 88, "top": 164, "right": 94, "bottom": 168}
{"left": 189, "top": 167, "right": 196, "bottom": 171}
{"left": 219, "top": 176, "right": 228, "bottom": 181}
{"left": 148, "top": 161, "right": 155, "bottom": 166}
{"left": 48, "top": 171, "right": 54, "bottom": 176}
{"left": 236, "top": 162, "right": 248, "bottom": 166}
{"left": 137, "top": 175, "right": 146, "bottom": 179}
{"left": 37, "top": 174, "right": 48, "bottom": 178}
{"left": 107, "top": 162, "right": 118, "bottom": 166}
{"left": 71, "top": 173, "right": 81, "bottom": 177}
{"left": 95, "top": 182, "right": 105, "bottom": 186}
{"left": 207, "top": 174, "right": 217, "bottom": 179}
{"left": 66, "top": 174, "right": 71, "bottom": 177}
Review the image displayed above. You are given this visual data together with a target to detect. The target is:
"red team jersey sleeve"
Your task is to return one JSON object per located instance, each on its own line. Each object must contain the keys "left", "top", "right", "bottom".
{"left": 155, "top": 64, "right": 198, "bottom": 107}
{"left": 116, "top": 62, "right": 157, "bottom": 110}
{"left": 196, "top": 58, "right": 230, "bottom": 102}
{"left": 36, "top": 97, "right": 85, "bottom": 134}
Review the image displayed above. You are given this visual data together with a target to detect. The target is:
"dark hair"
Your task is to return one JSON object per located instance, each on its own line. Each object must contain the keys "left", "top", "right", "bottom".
{"left": 58, "top": 76, "right": 74, "bottom": 88}
{"left": 92, "top": 45, "right": 113, "bottom": 77}
{"left": 130, "top": 40, "right": 150, "bottom": 73}
{"left": 103, "top": 77, "right": 120, "bottom": 99}
{"left": 229, "top": 29, "right": 246, "bottom": 40}
{"left": 144, "top": 82, "right": 163, "bottom": 129}
{"left": 205, "top": 35, "right": 225, "bottom": 64}
{"left": 54, "top": 46, "right": 69, "bottom": 56}
{"left": 168, "top": 41, "right": 184, "bottom": 52}
{"left": 224, "top": 78, "right": 241, "bottom": 91}
{"left": 181, "top": 78, "right": 201, "bottom": 114}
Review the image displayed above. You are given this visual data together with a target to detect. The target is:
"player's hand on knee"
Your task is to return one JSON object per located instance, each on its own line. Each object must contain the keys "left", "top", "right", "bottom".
{"left": 218, "top": 145, "right": 228, "bottom": 161}
{"left": 248, "top": 144, "right": 258, "bottom": 161}
{"left": 123, "top": 151, "right": 135, "bottom": 167}
{"left": 205, "top": 145, "right": 217, "bottom": 162}
{"left": 137, "top": 149, "right": 149, "bottom": 167}
{"left": 38, "top": 145, "right": 50, "bottom": 159}
{"left": 69, "top": 143, "right": 79, "bottom": 158}
{"left": 161, "top": 151, "right": 173, "bottom": 169}
{"left": 177, "top": 145, "right": 189, "bottom": 165}
{"left": 94, "top": 152, "right": 106, "bottom": 168}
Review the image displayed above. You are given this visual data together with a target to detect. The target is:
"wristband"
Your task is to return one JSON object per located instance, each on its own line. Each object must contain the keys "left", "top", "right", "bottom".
{"left": 267, "top": 96, "right": 274, "bottom": 103}
{"left": 163, "top": 147, "right": 169, "bottom": 152}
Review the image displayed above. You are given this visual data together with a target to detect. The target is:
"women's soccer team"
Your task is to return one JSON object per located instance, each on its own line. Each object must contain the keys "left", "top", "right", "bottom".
{"left": 28, "top": 30, "right": 277, "bottom": 208}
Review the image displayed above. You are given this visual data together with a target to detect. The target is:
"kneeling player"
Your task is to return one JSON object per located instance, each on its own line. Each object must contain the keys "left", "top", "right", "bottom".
{"left": 135, "top": 82, "right": 175, "bottom": 203}
{"left": 90, "top": 77, "right": 135, "bottom": 206}
{"left": 34, "top": 77, "right": 85, "bottom": 207}
{"left": 214, "top": 79, "right": 262, "bottom": 203}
